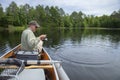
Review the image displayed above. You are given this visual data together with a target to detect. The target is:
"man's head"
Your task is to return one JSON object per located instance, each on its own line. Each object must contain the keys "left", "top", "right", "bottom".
{"left": 28, "top": 21, "right": 40, "bottom": 32}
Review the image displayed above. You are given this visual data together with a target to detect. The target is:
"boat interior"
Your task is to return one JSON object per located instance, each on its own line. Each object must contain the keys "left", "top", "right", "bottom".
{"left": 0, "top": 45, "right": 58, "bottom": 80}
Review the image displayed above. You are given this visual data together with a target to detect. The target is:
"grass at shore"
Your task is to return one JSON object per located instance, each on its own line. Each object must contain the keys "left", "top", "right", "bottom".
{"left": 8, "top": 25, "right": 26, "bottom": 31}
{"left": 0, "top": 27, "right": 4, "bottom": 31}
{"left": 0, "top": 26, "right": 26, "bottom": 33}
{"left": 0, "top": 26, "right": 120, "bottom": 32}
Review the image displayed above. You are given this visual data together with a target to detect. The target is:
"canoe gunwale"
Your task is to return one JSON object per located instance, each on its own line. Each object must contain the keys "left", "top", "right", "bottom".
{"left": 0, "top": 44, "right": 21, "bottom": 58}
{"left": 42, "top": 48, "right": 59, "bottom": 80}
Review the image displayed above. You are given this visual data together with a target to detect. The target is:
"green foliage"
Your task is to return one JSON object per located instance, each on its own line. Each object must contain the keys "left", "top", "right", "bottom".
{"left": 0, "top": 1, "right": 120, "bottom": 28}
{"left": 70, "top": 11, "right": 84, "bottom": 27}
{"left": 63, "top": 15, "right": 72, "bottom": 28}
{"left": 0, "top": 4, "right": 4, "bottom": 18}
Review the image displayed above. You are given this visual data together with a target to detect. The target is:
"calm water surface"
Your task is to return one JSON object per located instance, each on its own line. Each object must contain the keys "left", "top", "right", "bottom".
{"left": 0, "top": 28, "right": 120, "bottom": 80}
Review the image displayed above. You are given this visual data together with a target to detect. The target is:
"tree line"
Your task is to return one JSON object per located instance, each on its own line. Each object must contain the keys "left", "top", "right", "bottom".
{"left": 0, "top": 1, "right": 120, "bottom": 28}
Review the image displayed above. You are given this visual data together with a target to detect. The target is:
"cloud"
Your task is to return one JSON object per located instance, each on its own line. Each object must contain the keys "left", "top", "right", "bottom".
{"left": 0, "top": 0, "right": 120, "bottom": 16}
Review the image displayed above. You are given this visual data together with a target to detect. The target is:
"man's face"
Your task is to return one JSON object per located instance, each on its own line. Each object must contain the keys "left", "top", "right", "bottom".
{"left": 30, "top": 25, "right": 37, "bottom": 32}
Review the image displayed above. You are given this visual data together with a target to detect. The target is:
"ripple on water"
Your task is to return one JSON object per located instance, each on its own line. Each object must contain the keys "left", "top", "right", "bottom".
{"left": 56, "top": 44, "right": 114, "bottom": 65}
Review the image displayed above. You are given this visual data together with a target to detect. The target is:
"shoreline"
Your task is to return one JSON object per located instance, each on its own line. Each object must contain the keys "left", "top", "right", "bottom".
{"left": 0, "top": 26, "right": 120, "bottom": 31}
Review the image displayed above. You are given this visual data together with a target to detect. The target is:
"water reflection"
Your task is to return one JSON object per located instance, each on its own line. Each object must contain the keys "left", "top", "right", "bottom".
{"left": 0, "top": 30, "right": 21, "bottom": 55}
{"left": 0, "top": 28, "right": 120, "bottom": 80}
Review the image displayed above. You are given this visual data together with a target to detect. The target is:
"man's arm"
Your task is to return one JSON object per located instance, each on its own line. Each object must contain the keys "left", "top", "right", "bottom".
{"left": 27, "top": 31, "right": 42, "bottom": 49}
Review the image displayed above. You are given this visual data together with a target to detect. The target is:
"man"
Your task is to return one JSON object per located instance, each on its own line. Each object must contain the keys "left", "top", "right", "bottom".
{"left": 21, "top": 20, "right": 46, "bottom": 52}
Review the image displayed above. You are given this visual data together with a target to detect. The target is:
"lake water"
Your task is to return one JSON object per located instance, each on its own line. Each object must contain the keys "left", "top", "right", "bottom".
{"left": 0, "top": 28, "right": 120, "bottom": 80}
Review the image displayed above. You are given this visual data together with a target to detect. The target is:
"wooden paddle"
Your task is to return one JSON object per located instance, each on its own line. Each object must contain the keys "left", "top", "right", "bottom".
{"left": 0, "top": 65, "right": 53, "bottom": 69}
{"left": 25, "top": 65, "right": 53, "bottom": 69}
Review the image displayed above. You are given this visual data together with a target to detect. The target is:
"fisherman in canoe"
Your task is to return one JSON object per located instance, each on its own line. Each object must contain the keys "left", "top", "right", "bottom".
{"left": 21, "top": 20, "right": 46, "bottom": 52}
{"left": 0, "top": 21, "right": 70, "bottom": 80}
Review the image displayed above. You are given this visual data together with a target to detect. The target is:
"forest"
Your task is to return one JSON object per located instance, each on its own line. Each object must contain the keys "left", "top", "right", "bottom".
{"left": 0, "top": 1, "right": 120, "bottom": 28}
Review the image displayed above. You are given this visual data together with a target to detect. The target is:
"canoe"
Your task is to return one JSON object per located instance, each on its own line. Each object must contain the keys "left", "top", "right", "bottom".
{"left": 0, "top": 44, "right": 70, "bottom": 80}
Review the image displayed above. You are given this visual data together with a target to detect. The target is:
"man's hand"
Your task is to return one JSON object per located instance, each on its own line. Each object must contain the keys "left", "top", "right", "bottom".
{"left": 39, "top": 34, "right": 47, "bottom": 40}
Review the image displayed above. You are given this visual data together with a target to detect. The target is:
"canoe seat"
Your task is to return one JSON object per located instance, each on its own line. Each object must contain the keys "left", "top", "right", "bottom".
{"left": 18, "top": 69, "right": 45, "bottom": 80}
{"left": 16, "top": 51, "right": 40, "bottom": 60}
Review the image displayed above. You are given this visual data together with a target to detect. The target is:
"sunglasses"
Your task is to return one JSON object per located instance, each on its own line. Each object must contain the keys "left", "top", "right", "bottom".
{"left": 35, "top": 26, "right": 38, "bottom": 28}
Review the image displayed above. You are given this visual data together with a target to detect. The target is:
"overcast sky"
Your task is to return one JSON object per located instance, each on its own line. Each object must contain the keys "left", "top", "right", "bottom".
{"left": 0, "top": 0, "right": 120, "bottom": 16}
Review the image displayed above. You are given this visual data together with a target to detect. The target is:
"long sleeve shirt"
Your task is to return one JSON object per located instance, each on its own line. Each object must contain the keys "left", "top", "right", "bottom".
{"left": 21, "top": 28, "right": 43, "bottom": 51}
